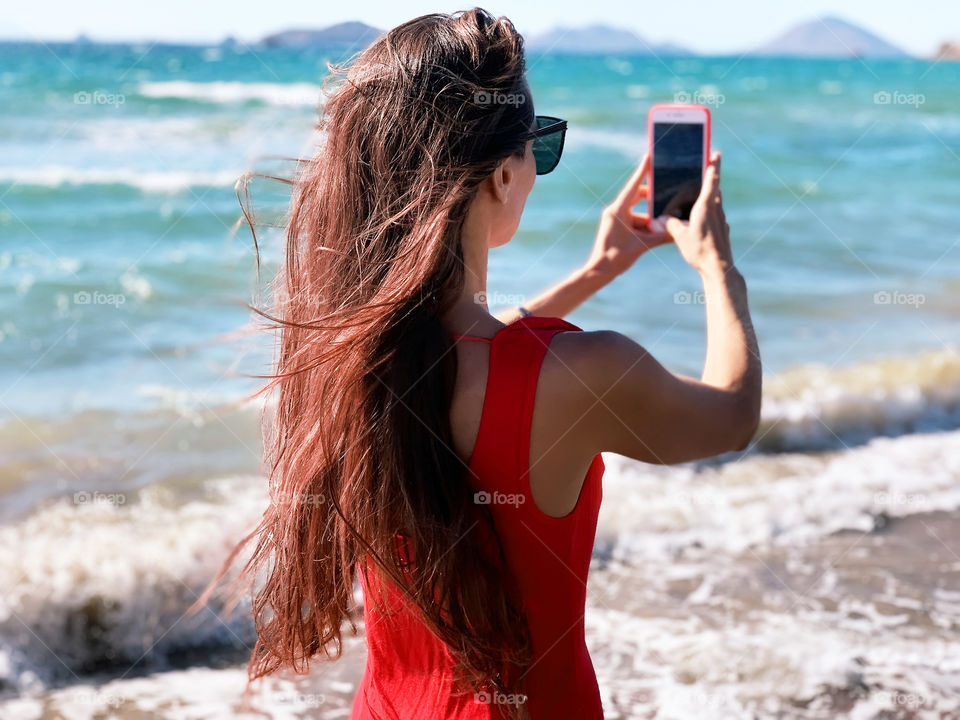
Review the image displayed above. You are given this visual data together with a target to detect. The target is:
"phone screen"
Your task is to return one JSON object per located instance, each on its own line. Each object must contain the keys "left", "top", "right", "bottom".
{"left": 651, "top": 121, "right": 705, "bottom": 220}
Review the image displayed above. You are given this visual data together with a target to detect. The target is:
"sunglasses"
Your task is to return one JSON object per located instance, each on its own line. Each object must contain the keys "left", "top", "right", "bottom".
{"left": 530, "top": 115, "right": 567, "bottom": 175}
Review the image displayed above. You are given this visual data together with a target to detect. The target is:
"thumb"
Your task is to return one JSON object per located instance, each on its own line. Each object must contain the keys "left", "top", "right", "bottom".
{"left": 663, "top": 216, "right": 688, "bottom": 240}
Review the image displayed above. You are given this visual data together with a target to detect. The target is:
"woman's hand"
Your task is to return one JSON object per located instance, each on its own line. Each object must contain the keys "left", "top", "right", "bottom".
{"left": 585, "top": 153, "right": 671, "bottom": 281}
{"left": 663, "top": 152, "right": 733, "bottom": 276}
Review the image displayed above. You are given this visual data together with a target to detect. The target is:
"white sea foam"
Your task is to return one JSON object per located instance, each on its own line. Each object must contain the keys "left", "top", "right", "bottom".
{"left": 586, "top": 606, "right": 960, "bottom": 718}
{"left": 2, "top": 343, "right": 959, "bottom": 704}
{"left": 137, "top": 81, "right": 323, "bottom": 107}
{"left": 0, "top": 166, "right": 240, "bottom": 192}
{"left": 0, "top": 477, "right": 266, "bottom": 693}
{"left": 758, "top": 348, "right": 960, "bottom": 451}
{"left": 118, "top": 270, "right": 153, "bottom": 301}
{"left": 0, "top": 657, "right": 365, "bottom": 719}
{"left": 597, "top": 427, "right": 960, "bottom": 560}
{"left": 1, "top": 421, "right": 957, "bottom": 695}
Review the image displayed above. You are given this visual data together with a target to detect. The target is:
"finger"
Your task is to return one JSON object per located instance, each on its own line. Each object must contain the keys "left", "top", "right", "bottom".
{"left": 629, "top": 154, "right": 652, "bottom": 205}
{"left": 693, "top": 153, "right": 722, "bottom": 211}
{"left": 706, "top": 151, "right": 721, "bottom": 194}
{"left": 630, "top": 212, "right": 650, "bottom": 229}
{"left": 702, "top": 163, "right": 718, "bottom": 197}
{"left": 614, "top": 153, "right": 650, "bottom": 210}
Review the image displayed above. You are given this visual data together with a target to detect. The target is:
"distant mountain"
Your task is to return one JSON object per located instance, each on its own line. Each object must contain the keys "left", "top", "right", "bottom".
{"left": 526, "top": 25, "right": 691, "bottom": 55}
{"left": 261, "top": 22, "right": 382, "bottom": 49}
{"left": 751, "top": 16, "right": 908, "bottom": 58}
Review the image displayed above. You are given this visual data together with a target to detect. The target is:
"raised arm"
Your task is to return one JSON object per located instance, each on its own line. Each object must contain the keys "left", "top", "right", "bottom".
{"left": 545, "top": 152, "right": 762, "bottom": 464}
{"left": 496, "top": 153, "right": 670, "bottom": 324}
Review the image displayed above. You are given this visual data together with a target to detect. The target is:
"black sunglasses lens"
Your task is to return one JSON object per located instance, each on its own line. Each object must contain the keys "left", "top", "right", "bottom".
{"left": 533, "top": 117, "right": 565, "bottom": 175}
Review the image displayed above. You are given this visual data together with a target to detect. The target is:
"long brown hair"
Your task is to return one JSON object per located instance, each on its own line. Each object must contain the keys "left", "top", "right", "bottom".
{"left": 195, "top": 7, "right": 536, "bottom": 715}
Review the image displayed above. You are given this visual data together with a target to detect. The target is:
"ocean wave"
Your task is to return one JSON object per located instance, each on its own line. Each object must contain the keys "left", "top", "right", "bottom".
{"left": 756, "top": 348, "right": 960, "bottom": 452}
{"left": 0, "top": 477, "right": 265, "bottom": 692}
{"left": 5, "top": 588, "right": 959, "bottom": 718}
{"left": 136, "top": 81, "right": 323, "bottom": 107}
{"left": 2, "top": 427, "right": 958, "bottom": 691}
{"left": 2, "top": 450, "right": 958, "bottom": 708}
{"left": 0, "top": 662, "right": 365, "bottom": 719}
{"left": 2, "top": 348, "right": 960, "bottom": 692}
{"left": 0, "top": 165, "right": 241, "bottom": 192}
{"left": 597, "top": 427, "right": 960, "bottom": 560}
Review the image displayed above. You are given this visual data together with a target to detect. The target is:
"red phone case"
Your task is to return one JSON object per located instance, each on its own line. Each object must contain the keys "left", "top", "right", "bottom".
{"left": 647, "top": 103, "right": 712, "bottom": 221}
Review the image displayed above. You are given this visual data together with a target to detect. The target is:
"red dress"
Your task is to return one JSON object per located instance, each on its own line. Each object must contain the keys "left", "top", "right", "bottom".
{"left": 351, "top": 316, "right": 605, "bottom": 719}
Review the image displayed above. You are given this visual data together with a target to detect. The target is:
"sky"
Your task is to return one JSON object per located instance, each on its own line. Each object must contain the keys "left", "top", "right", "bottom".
{"left": 1, "top": 0, "right": 957, "bottom": 56}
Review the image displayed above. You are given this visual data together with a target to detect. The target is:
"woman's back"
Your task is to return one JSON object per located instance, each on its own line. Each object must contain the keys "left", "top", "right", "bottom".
{"left": 352, "top": 316, "right": 605, "bottom": 720}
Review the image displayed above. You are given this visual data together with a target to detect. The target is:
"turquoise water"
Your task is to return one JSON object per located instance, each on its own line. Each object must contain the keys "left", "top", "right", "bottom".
{"left": 1, "top": 43, "right": 958, "bottom": 417}
{"left": 2, "top": 41, "right": 960, "bottom": 719}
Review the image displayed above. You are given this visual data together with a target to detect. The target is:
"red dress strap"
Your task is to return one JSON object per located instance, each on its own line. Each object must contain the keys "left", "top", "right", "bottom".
{"left": 467, "top": 315, "right": 584, "bottom": 495}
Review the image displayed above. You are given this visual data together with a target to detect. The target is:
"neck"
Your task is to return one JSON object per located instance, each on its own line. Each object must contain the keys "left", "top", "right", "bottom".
{"left": 442, "top": 213, "right": 501, "bottom": 336}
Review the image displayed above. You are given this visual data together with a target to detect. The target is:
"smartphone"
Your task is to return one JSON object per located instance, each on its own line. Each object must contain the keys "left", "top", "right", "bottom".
{"left": 647, "top": 104, "right": 711, "bottom": 223}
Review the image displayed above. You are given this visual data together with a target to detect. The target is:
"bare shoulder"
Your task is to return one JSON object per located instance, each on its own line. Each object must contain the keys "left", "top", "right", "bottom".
{"left": 535, "top": 329, "right": 664, "bottom": 460}
{"left": 540, "top": 328, "right": 658, "bottom": 396}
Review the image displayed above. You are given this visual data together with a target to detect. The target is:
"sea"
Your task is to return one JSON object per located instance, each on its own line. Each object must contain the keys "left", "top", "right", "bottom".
{"left": 1, "top": 39, "right": 959, "bottom": 719}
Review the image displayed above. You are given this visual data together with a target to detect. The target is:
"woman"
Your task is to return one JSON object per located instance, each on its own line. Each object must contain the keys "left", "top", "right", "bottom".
{"left": 209, "top": 8, "right": 761, "bottom": 720}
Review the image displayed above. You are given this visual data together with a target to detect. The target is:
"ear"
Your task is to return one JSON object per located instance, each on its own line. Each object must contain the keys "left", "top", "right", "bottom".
{"left": 487, "top": 156, "right": 514, "bottom": 205}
